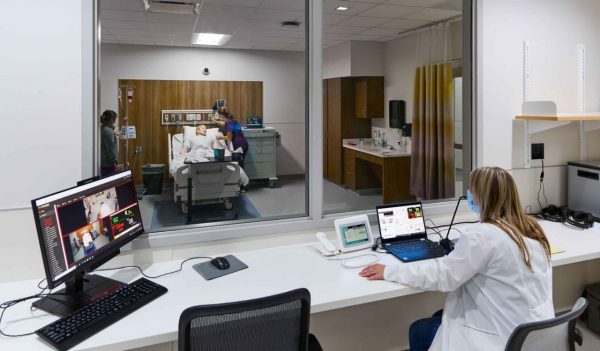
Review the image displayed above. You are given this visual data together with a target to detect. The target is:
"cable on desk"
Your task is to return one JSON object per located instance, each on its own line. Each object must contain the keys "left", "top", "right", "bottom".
{"left": 0, "top": 278, "right": 51, "bottom": 337}
{"left": 371, "top": 237, "right": 387, "bottom": 253}
{"left": 0, "top": 257, "right": 213, "bottom": 337}
{"left": 326, "top": 253, "right": 380, "bottom": 269}
{"left": 95, "top": 256, "right": 213, "bottom": 279}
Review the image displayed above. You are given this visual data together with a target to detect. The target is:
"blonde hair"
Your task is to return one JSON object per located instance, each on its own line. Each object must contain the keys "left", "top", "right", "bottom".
{"left": 469, "top": 167, "right": 551, "bottom": 269}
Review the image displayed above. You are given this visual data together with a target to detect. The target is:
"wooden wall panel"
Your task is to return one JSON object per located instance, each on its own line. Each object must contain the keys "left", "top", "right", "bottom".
{"left": 117, "top": 80, "right": 263, "bottom": 184}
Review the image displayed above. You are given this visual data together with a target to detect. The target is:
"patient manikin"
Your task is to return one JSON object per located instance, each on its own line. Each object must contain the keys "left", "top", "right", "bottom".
{"left": 196, "top": 124, "right": 207, "bottom": 136}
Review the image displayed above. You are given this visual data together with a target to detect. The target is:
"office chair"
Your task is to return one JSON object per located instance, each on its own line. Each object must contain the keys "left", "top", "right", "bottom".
{"left": 178, "top": 288, "right": 323, "bottom": 351}
{"left": 504, "top": 297, "right": 587, "bottom": 351}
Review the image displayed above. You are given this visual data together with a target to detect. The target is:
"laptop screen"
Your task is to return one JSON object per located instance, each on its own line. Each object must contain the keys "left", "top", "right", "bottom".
{"left": 377, "top": 203, "right": 426, "bottom": 241}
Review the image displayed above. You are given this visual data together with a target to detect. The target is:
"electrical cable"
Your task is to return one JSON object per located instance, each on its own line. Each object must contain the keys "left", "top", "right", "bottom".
{"left": 0, "top": 278, "right": 52, "bottom": 337}
{"left": 0, "top": 257, "right": 213, "bottom": 337}
{"left": 326, "top": 253, "right": 380, "bottom": 269}
{"left": 425, "top": 220, "right": 479, "bottom": 229}
{"left": 95, "top": 256, "right": 213, "bottom": 279}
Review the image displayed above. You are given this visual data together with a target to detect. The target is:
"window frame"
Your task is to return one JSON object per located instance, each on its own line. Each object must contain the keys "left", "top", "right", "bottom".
{"left": 87, "top": 0, "right": 478, "bottom": 250}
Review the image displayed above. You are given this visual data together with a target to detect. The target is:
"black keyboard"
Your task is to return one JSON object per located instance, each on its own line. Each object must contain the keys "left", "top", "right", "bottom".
{"left": 388, "top": 239, "right": 441, "bottom": 254}
{"left": 36, "top": 278, "right": 167, "bottom": 351}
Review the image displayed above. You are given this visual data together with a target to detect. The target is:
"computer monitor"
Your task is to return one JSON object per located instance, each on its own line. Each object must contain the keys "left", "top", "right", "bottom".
{"left": 31, "top": 170, "right": 144, "bottom": 316}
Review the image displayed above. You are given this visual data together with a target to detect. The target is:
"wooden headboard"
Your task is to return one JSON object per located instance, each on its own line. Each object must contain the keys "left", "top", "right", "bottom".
{"left": 117, "top": 79, "right": 263, "bottom": 185}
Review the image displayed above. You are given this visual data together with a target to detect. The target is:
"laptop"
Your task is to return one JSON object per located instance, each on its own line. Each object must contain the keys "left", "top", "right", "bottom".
{"left": 376, "top": 202, "right": 446, "bottom": 262}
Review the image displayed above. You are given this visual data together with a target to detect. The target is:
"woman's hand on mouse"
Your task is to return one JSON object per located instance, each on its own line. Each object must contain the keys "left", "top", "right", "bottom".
{"left": 359, "top": 264, "right": 386, "bottom": 280}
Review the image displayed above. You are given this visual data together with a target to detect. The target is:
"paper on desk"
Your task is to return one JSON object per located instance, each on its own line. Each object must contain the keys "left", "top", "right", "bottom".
{"left": 550, "top": 245, "right": 565, "bottom": 255}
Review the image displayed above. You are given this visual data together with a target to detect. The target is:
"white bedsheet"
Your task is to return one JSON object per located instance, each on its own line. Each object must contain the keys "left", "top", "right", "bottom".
{"left": 169, "top": 148, "right": 249, "bottom": 186}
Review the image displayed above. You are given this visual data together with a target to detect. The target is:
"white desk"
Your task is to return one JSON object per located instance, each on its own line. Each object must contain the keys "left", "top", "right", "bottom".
{"left": 1, "top": 221, "right": 599, "bottom": 351}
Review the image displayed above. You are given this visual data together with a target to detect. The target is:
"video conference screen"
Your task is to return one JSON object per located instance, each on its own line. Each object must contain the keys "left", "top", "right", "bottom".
{"left": 33, "top": 172, "right": 143, "bottom": 283}
{"left": 377, "top": 204, "right": 425, "bottom": 240}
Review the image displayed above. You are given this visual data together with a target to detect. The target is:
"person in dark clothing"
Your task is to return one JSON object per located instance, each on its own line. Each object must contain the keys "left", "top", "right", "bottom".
{"left": 100, "top": 110, "right": 120, "bottom": 177}
{"left": 211, "top": 110, "right": 249, "bottom": 169}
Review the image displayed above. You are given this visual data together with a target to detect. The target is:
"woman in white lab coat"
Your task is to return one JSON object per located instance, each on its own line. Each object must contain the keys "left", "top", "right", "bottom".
{"left": 360, "top": 167, "right": 553, "bottom": 351}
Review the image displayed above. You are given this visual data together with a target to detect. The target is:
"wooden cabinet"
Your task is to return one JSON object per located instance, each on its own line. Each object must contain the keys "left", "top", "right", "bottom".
{"left": 355, "top": 77, "right": 384, "bottom": 119}
{"left": 323, "top": 78, "right": 372, "bottom": 186}
{"left": 344, "top": 148, "right": 355, "bottom": 189}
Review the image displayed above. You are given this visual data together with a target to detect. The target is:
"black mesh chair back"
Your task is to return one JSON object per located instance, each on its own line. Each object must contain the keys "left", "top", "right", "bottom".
{"left": 505, "top": 297, "right": 587, "bottom": 351}
{"left": 178, "top": 288, "right": 312, "bottom": 351}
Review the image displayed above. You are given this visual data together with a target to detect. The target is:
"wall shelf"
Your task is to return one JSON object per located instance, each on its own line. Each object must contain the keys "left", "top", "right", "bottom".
{"left": 515, "top": 102, "right": 600, "bottom": 168}
{"left": 516, "top": 114, "right": 600, "bottom": 121}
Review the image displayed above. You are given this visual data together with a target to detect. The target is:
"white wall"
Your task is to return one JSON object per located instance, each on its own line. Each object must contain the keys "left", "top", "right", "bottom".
{"left": 350, "top": 41, "right": 385, "bottom": 77}
{"left": 479, "top": 0, "right": 600, "bottom": 212}
{"left": 322, "top": 41, "right": 351, "bottom": 79}
{"left": 322, "top": 40, "right": 384, "bottom": 79}
{"left": 0, "top": 0, "right": 82, "bottom": 209}
{"left": 100, "top": 44, "right": 306, "bottom": 175}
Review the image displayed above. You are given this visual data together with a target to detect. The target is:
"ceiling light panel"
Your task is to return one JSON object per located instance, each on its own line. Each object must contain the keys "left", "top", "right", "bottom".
{"left": 323, "top": 0, "right": 375, "bottom": 15}
{"left": 191, "top": 33, "right": 232, "bottom": 45}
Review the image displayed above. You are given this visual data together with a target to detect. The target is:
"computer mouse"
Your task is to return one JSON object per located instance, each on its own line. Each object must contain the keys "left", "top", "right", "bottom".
{"left": 210, "top": 256, "right": 230, "bottom": 270}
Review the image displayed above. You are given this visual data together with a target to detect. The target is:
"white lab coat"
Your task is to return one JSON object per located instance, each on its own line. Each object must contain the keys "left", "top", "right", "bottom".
{"left": 384, "top": 223, "right": 554, "bottom": 351}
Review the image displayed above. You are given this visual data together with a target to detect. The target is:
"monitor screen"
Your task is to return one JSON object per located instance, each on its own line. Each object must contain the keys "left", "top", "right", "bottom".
{"left": 377, "top": 203, "right": 426, "bottom": 240}
{"left": 340, "top": 223, "right": 370, "bottom": 247}
{"left": 32, "top": 171, "right": 143, "bottom": 288}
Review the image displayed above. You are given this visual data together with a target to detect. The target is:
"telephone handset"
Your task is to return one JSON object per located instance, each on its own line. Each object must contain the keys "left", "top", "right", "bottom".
{"left": 316, "top": 232, "right": 339, "bottom": 255}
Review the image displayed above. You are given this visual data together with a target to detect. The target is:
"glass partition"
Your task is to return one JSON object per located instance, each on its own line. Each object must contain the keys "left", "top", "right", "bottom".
{"left": 321, "top": 0, "right": 471, "bottom": 214}
{"left": 98, "top": 0, "right": 308, "bottom": 232}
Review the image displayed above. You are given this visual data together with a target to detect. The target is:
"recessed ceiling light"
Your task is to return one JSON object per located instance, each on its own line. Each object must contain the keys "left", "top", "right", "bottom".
{"left": 191, "top": 33, "right": 231, "bottom": 46}
{"left": 336, "top": 6, "right": 349, "bottom": 11}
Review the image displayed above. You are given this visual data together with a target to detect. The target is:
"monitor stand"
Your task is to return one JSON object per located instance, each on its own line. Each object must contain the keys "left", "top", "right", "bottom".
{"left": 32, "top": 272, "right": 124, "bottom": 317}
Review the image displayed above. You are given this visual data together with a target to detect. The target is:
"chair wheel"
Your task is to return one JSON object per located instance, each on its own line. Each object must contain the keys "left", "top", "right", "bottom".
{"left": 224, "top": 199, "right": 233, "bottom": 210}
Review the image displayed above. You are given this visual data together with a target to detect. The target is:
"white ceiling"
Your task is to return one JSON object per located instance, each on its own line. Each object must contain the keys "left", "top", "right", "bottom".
{"left": 100, "top": 0, "right": 461, "bottom": 51}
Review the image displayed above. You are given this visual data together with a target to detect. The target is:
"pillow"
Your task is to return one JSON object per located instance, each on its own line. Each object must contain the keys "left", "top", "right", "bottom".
{"left": 183, "top": 126, "right": 220, "bottom": 143}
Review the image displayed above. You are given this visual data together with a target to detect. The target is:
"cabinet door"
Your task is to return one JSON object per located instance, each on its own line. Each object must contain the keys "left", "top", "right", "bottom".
{"left": 355, "top": 79, "right": 368, "bottom": 119}
{"left": 344, "top": 148, "right": 356, "bottom": 189}
{"left": 355, "top": 77, "right": 384, "bottom": 119}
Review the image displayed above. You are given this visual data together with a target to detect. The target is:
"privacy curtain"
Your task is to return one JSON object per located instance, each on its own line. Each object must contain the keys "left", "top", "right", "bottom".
{"left": 410, "top": 23, "right": 455, "bottom": 200}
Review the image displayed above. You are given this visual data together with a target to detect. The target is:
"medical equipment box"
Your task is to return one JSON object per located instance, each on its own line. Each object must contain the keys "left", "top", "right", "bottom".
{"left": 242, "top": 127, "right": 277, "bottom": 186}
{"left": 567, "top": 160, "right": 600, "bottom": 217}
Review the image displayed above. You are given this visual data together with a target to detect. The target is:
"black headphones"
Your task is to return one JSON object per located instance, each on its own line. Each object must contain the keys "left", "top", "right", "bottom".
{"left": 540, "top": 205, "right": 595, "bottom": 229}
{"left": 540, "top": 205, "right": 569, "bottom": 223}
{"left": 566, "top": 210, "right": 595, "bottom": 229}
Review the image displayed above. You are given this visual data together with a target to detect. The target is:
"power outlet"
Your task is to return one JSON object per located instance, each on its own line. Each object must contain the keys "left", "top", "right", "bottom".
{"left": 135, "top": 146, "right": 144, "bottom": 154}
{"left": 531, "top": 143, "right": 544, "bottom": 160}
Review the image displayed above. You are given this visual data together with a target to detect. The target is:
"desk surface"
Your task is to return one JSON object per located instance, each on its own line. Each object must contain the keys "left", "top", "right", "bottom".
{"left": 1, "top": 221, "right": 599, "bottom": 351}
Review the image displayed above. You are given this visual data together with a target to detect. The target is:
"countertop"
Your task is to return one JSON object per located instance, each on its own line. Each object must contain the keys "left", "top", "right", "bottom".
{"left": 343, "top": 138, "right": 411, "bottom": 158}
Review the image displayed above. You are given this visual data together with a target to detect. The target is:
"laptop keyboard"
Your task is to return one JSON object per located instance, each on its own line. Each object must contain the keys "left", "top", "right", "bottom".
{"left": 387, "top": 240, "right": 441, "bottom": 254}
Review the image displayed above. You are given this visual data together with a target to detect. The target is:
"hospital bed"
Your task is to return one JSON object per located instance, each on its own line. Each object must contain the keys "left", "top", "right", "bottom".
{"left": 168, "top": 132, "right": 247, "bottom": 213}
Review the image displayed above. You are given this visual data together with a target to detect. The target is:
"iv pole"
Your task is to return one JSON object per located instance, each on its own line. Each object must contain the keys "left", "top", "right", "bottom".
{"left": 119, "top": 84, "right": 134, "bottom": 171}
